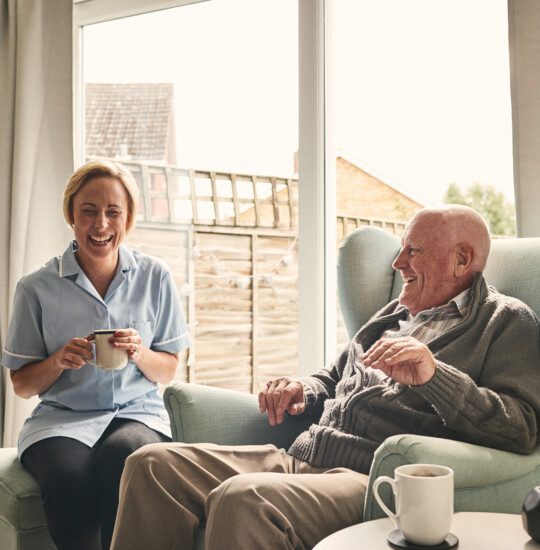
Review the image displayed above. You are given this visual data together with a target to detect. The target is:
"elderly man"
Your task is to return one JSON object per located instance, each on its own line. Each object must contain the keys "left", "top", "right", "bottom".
{"left": 111, "top": 206, "right": 540, "bottom": 550}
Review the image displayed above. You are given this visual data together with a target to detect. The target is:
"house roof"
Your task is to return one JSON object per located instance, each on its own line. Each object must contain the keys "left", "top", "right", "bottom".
{"left": 85, "top": 82, "right": 175, "bottom": 162}
{"left": 337, "top": 149, "right": 430, "bottom": 207}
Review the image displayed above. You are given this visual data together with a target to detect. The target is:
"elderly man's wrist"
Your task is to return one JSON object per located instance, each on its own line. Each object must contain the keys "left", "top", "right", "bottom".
{"left": 414, "top": 365, "right": 437, "bottom": 386}
{"left": 413, "top": 362, "right": 464, "bottom": 403}
{"left": 300, "top": 382, "right": 317, "bottom": 410}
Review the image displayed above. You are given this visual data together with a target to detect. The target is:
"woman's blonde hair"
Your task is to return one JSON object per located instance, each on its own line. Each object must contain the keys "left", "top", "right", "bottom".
{"left": 63, "top": 159, "right": 139, "bottom": 232}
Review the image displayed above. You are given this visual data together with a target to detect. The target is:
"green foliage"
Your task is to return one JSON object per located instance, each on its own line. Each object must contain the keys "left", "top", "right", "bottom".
{"left": 443, "top": 182, "right": 516, "bottom": 236}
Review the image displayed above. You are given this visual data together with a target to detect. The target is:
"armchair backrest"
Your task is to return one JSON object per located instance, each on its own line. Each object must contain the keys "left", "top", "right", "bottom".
{"left": 338, "top": 226, "right": 540, "bottom": 338}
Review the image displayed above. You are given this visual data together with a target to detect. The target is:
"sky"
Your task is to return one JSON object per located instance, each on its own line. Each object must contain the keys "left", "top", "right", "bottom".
{"left": 84, "top": 0, "right": 514, "bottom": 206}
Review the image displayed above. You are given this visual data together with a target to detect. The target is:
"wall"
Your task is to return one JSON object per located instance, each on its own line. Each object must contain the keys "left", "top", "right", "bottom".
{"left": 336, "top": 157, "right": 423, "bottom": 220}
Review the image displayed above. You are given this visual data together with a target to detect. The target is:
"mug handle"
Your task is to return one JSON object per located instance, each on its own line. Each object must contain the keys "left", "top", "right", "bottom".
{"left": 88, "top": 341, "right": 98, "bottom": 367}
{"left": 372, "top": 475, "right": 398, "bottom": 526}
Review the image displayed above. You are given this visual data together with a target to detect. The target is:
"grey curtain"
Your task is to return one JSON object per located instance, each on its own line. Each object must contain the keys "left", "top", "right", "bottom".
{"left": 508, "top": 0, "right": 540, "bottom": 237}
{"left": 0, "top": 0, "right": 73, "bottom": 447}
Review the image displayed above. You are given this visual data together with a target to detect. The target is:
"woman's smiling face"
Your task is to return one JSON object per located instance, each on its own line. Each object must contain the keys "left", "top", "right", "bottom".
{"left": 72, "top": 176, "right": 130, "bottom": 267}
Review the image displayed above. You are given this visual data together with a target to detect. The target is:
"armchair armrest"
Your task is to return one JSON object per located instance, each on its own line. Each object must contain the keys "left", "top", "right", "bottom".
{"left": 163, "top": 383, "right": 313, "bottom": 450}
{"left": 364, "top": 434, "right": 540, "bottom": 520}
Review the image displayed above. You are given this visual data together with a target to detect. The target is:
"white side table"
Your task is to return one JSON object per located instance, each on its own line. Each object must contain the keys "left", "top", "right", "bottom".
{"left": 314, "top": 512, "right": 540, "bottom": 550}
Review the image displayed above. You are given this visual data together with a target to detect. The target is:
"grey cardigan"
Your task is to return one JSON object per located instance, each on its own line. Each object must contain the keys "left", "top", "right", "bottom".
{"left": 288, "top": 274, "right": 540, "bottom": 474}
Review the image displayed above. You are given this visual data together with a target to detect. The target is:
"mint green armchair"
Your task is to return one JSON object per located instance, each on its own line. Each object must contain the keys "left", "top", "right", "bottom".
{"left": 336, "top": 227, "right": 540, "bottom": 519}
{"left": 1, "top": 227, "right": 540, "bottom": 549}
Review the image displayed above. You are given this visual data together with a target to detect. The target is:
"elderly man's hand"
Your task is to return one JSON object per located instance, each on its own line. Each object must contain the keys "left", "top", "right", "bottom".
{"left": 258, "top": 377, "right": 305, "bottom": 425}
{"left": 361, "top": 336, "right": 436, "bottom": 386}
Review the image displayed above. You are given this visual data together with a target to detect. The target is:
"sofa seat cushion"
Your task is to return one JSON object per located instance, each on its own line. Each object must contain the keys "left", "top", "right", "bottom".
{"left": 0, "top": 447, "right": 47, "bottom": 531}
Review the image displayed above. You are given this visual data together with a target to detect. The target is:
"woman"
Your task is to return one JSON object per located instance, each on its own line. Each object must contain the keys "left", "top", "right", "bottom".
{"left": 2, "top": 160, "right": 191, "bottom": 550}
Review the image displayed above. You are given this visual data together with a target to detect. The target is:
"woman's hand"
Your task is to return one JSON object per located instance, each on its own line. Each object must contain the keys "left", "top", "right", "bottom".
{"left": 52, "top": 336, "right": 94, "bottom": 370}
{"left": 11, "top": 335, "right": 95, "bottom": 398}
{"left": 110, "top": 329, "right": 144, "bottom": 363}
{"left": 109, "top": 329, "right": 178, "bottom": 384}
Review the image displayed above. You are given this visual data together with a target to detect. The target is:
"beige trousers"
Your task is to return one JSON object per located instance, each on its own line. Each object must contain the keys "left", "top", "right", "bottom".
{"left": 110, "top": 442, "right": 368, "bottom": 550}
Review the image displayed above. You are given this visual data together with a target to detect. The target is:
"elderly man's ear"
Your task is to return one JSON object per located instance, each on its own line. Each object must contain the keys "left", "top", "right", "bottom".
{"left": 454, "top": 244, "right": 474, "bottom": 277}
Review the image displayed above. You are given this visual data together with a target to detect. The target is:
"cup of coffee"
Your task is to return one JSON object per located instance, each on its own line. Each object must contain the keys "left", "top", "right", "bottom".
{"left": 92, "top": 329, "right": 128, "bottom": 371}
{"left": 372, "top": 463, "right": 454, "bottom": 546}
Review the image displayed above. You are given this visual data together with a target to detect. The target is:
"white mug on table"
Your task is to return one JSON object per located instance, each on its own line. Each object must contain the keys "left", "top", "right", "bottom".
{"left": 372, "top": 463, "right": 454, "bottom": 546}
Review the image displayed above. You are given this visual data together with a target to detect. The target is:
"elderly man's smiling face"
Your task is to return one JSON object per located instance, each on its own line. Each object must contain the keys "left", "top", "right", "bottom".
{"left": 392, "top": 212, "right": 462, "bottom": 315}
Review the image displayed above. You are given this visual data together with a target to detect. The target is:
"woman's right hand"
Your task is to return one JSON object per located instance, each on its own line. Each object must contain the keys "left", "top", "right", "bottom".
{"left": 10, "top": 335, "right": 96, "bottom": 399}
{"left": 53, "top": 336, "right": 94, "bottom": 370}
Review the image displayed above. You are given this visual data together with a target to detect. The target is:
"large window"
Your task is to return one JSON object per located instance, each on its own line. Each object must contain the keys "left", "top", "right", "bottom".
{"left": 79, "top": 0, "right": 299, "bottom": 391}
{"left": 329, "top": 0, "right": 515, "bottom": 352}
{"left": 75, "top": 0, "right": 516, "bottom": 386}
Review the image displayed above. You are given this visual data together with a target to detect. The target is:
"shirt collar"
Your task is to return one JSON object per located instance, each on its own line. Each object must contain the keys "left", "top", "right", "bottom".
{"left": 401, "top": 286, "right": 472, "bottom": 320}
{"left": 59, "top": 241, "right": 137, "bottom": 278}
{"left": 117, "top": 244, "right": 138, "bottom": 272}
{"left": 448, "top": 287, "right": 471, "bottom": 317}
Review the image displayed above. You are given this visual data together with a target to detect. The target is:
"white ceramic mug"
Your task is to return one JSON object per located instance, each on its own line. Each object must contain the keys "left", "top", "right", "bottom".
{"left": 92, "top": 329, "right": 128, "bottom": 371}
{"left": 372, "top": 463, "right": 454, "bottom": 546}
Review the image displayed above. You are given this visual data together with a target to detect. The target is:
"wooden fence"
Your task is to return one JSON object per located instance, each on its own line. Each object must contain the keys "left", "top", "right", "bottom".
{"left": 112, "top": 159, "right": 299, "bottom": 229}
{"left": 125, "top": 224, "right": 297, "bottom": 393}
{"left": 337, "top": 215, "right": 406, "bottom": 242}
{"left": 92, "top": 156, "right": 406, "bottom": 236}
{"left": 112, "top": 159, "right": 408, "bottom": 393}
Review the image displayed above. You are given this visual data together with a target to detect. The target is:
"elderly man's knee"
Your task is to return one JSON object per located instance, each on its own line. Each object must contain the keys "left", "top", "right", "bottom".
{"left": 207, "top": 474, "right": 270, "bottom": 518}
{"left": 123, "top": 442, "right": 175, "bottom": 477}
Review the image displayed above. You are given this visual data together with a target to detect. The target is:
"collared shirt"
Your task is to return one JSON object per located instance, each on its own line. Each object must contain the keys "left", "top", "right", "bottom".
{"left": 382, "top": 287, "right": 471, "bottom": 344}
{"left": 2, "top": 241, "right": 192, "bottom": 456}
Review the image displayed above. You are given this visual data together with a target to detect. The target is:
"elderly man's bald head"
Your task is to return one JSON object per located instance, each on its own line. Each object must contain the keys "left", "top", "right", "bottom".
{"left": 412, "top": 205, "right": 491, "bottom": 272}
{"left": 392, "top": 205, "right": 491, "bottom": 314}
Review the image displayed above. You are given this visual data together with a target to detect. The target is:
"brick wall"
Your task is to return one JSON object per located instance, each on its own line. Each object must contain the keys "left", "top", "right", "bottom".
{"left": 336, "top": 157, "right": 423, "bottom": 221}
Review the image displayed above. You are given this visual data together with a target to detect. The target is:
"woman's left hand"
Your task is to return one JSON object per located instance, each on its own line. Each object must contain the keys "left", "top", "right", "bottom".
{"left": 110, "top": 329, "right": 144, "bottom": 362}
{"left": 109, "top": 329, "right": 178, "bottom": 384}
